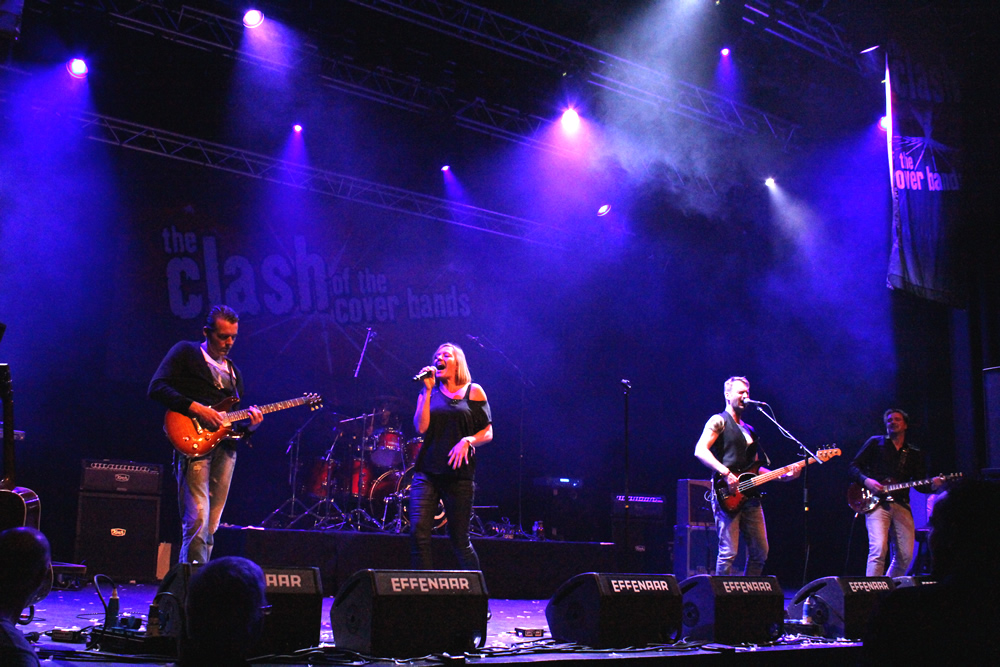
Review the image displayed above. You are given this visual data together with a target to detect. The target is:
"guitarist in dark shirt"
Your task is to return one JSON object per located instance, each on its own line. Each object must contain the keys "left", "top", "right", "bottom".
{"left": 694, "top": 376, "right": 799, "bottom": 576}
{"left": 848, "top": 409, "right": 943, "bottom": 577}
{"left": 149, "top": 306, "right": 263, "bottom": 564}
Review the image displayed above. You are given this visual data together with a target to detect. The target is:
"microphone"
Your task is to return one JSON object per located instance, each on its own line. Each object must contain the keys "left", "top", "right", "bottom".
{"left": 743, "top": 398, "right": 767, "bottom": 406}
{"left": 412, "top": 363, "right": 445, "bottom": 382}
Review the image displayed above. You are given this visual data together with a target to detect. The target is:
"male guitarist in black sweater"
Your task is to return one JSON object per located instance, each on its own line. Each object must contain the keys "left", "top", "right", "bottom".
{"left": 149, "top": 306, "right": 263, "bottom": 564}
{"left": 849, "top": 409, "right": 943, "bottom": 577}
{"left": 694, "top": 376, "right": 800, "bottom": 576}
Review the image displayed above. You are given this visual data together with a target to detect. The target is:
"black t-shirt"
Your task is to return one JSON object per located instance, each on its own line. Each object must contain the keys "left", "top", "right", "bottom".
{"left": 415, "top": 384, "right": 491, "bottom": 479}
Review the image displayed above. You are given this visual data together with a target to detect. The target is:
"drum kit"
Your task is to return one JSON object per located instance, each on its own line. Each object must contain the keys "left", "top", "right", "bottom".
{"left": 263, "top": 396, "right": 445, "bottom": 532}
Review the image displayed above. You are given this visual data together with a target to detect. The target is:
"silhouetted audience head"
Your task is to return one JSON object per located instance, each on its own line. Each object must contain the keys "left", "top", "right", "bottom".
{"left": 179, "top": 556, "right": 268, "bottom": 666}
{"left": 0, "top": 527, "right": 51, "bottom": 620}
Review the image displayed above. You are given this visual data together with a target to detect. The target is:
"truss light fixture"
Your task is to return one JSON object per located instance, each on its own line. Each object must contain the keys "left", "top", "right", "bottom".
{"left": 597, "top": 204, "right": 611, "bottom": 217}
{"left": 764, "top": 177, "right": 776, "bottom": 188}
{"left": 720, "top": 47, "right": 730, "bottom": 57}
{"left": 441, "top": 165, "right": 450, "bottom": 172}
{"left": 292, "top": 123, "right": 303, "bottom": 133}
{"left": 560, "top": 108, "right": 581, "bottom": 135}
{"left": 66, "top": 58, "right": 88, "bottom": 79}
{"left": 243, "top": 9, "right": 264, "bottom": 29}
{"left": 860, "top": 45, "right": 880, "bottom": 54}
{"left": 878, "top": 116, "right": 890, "bottom": 131}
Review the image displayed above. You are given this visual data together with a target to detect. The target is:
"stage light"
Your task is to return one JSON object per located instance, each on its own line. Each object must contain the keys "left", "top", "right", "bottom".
{"left": 441, "top": 165, "right": 450, "bottom": 172}
{"left": 66, "top": 58, "right": 88, "bottom": 79}
{"left": 720, "top": 47, "right": 730, "bottom": 57}
{"left": 860, "top": 45, "right": 880, "bottom": 54}
{"left": 243, "top": 9, "right": 264, "bottom": 29}
{"left": 764, "top": 177, "right": 776, "bottom": 188}
{"left": 292, "top": 124, "right": 303, "bottom": 133}
{"left": 560, "top": 108, "right": 581, "bottom": 135}
{"left": 878, "top": 116, "right": 890, "bottom": 131}
{"left": 597, "top": 204, "right": 611, "bottom": 217}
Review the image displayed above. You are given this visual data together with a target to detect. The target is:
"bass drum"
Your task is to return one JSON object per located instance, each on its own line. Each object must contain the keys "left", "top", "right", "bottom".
{"left": 397, "top": 467, "right": 446, "bottom": 530}
{"left": 368, "top": 469, "right": 404, "bottom": 524}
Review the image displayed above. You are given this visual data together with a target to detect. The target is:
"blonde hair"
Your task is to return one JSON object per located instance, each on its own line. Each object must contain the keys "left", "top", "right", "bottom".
{"left": 724, "top": 376, "right": 749, "bottom": 396}
{"left": 435, "top": 343, "right": 472, "bottom": 386}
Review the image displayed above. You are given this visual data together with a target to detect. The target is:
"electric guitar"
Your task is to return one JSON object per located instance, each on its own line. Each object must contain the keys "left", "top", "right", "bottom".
{"left": 0, "top": 363, "right": 42, "bottom": 532}
{"left": 165, "top": 392, "right": 322, "bottom": 457}
{"left": 846, "top": 472, "right": 963, "bottom": 513}
{"left": 714, "top": 447, "right": 841, "bottom": 514}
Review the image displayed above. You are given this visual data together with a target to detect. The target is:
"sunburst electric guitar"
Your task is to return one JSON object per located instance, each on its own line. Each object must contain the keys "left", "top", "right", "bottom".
{"left": 846, "top": 472, "right": 963, "bottom": 514}
{"left": 713, "top": 447, "right": 841, "bottom": 514}
{"left": 165, "top": 393, "right": 322, "bottom": 457}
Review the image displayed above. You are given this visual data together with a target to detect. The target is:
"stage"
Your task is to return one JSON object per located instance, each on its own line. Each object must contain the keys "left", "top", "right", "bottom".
{"left": 26, "top": 582, "right": 862, "bottom": 666}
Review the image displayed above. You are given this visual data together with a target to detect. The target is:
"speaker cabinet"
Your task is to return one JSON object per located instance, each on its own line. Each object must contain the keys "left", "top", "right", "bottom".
{"left": 156, "top": 562, "right": 323, "bottom": 656}
{"left": 75, "top": 492, "right": 160, "bottom": 582}
{"left": 985, "top": 367, "right": 1000, "bottom": 469}
{"left": 331, "top": 569, "right": 488, "bottom": 658}
{"left": 676, "top": 479, "right": 713, "bottom": 526}
{"left": 673, "top": 524, "right": 719, "bottom": 579}
{"left": 545, "top": 572, "right": 681, "bottom": 648}
{"left": 679, "top": 575, "right": 784, "bottom": 644}
{"left": 785, "top": 576, "right": 894, "bottom": 639}
{"left": 612, "top": 518, "right": 669, "bottom": 573}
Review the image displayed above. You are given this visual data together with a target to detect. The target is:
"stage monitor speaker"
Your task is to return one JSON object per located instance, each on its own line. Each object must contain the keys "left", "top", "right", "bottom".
{"left": 545, "top": 572, "right": 681, "bottom": 648}
{"left": 679, "top": 575, "right": 784, "bottom": 645}
{"left": 676, "top": 479, "right": 713, "bottom": 526}
{"left": 331, "top": 569, "right": 488, "bottom": 658}
{"left": 785, "top": 576, "right": 894, "bottom": 639}
{"left": 156, "top": 562, "right": 323, "bottom": 656}
{"left": 75, "top": 491, "right": 159, "bottom": 582}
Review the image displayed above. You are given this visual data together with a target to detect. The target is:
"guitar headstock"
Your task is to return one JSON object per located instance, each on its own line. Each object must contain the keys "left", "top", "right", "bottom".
{"left": 304, "top": 392, "right": 323, "bottom": 411}
{"left": 816, "top": 447, "right": 841, "bottom": 462}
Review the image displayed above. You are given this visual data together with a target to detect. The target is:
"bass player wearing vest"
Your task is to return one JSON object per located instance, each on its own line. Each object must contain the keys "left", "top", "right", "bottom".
{"left": 148, "top": 305, "right": 263, "bottom": 564}
{"left": 694, "top": 376, "right": 800, "bottom": 576}
{"left": 849, "top": 409, "right": 943, "bottom": 577}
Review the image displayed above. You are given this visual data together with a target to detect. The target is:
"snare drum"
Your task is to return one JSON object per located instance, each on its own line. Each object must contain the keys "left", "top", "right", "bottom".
{"left": 369, "top": 428, "right": 403, "bottom": 468}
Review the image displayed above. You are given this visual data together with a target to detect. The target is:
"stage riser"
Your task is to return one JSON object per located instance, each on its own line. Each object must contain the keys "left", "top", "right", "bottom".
{"left": 215, "top": 527, "right": 617, "bottom": 599}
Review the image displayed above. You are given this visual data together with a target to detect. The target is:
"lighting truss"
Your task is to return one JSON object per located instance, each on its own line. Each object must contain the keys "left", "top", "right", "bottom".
{"left": 69, "top": 110, "right": 569, "bottom": 247}
{"left": 742, "top": 1, "right": 881, "bottom": 76}
{"left": 343, "top": 0, "right": 799, "bottom": 146}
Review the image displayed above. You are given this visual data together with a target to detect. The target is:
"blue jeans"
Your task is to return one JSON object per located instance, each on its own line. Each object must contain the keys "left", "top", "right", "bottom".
{"left": 712, "top": 493, "right": 768, "bottom": 576}
{"left": 864, "top": 502, "right": 915, "bottom": 577}
{"left": 409, "top": 472, "right": 480, "bottom": 571}
{"left": 176, "top": 445, "right": 237, "bottom": 564}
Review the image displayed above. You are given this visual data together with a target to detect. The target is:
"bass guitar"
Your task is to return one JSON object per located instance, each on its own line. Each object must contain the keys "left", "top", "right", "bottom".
{"left": 846, "top": 472, "right": 963, "bottom": 513}
{"left": 0, "top": 363, "right": 41, "bottom": 532}
{"left": 165, "top": 392, "right": 322, "bottom": 457}
{"left": 714, "top": 447, "right": 841, "bottom": 514}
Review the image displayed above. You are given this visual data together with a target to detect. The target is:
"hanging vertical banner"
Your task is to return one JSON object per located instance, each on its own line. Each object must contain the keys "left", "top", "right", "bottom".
{"left": 885, "top": 26, "right": 966, "bottom": 308}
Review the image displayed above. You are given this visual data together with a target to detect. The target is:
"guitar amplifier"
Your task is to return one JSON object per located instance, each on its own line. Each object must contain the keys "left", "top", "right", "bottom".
{"left": 80, "top": 460, "right": 163, "bottom": 496}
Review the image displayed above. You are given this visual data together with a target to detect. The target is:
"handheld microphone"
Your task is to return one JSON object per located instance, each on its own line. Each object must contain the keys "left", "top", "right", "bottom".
{"left": 412, "top": 364, "right": 445, "bottom": 382}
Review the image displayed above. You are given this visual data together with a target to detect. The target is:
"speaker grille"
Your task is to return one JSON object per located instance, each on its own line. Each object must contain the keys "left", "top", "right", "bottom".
{"left": 75, "top": 492, "right": 160, "bottom": 582}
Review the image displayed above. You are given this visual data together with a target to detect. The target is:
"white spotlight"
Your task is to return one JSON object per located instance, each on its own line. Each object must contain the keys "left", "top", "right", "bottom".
{"left": 764, "top": 177, "right": 776, "bottom": 188}
{"left": 243, "top": 9, "right": 264, "bottom": 29}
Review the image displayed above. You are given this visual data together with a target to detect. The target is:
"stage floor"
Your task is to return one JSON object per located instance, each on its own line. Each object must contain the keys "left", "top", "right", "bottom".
{"left": 24, "top": 582, "right": 861, "bottom": 666}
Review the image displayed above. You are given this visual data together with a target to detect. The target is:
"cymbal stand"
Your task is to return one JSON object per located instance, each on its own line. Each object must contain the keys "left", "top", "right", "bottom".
{"left": 262, "top": 411, "right": 323, "bottom": 528}
{"left": 310, "top": 431, "right": 347, "bottom": 529}
{"left": 339, "top": 411, "right": 383, "bottom": 531}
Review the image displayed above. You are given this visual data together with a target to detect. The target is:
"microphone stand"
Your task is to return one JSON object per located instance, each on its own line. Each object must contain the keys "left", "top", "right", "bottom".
{"left": 620, "top": 379, "right": 632, "bottom": 563}
{"left": 261, "top": 410, "right": 322, "bottom": 528}
{"left": 747, "top": 401, "right": 823, "bottom": 586}
{"left": 345, "top": 328, "right": 382, "bottom": 531}
{"left": 467, "top": 335, "right": 534, "bottom": 538}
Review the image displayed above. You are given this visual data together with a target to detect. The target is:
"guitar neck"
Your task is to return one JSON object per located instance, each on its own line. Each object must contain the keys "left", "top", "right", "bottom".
{"left": 883, "top": 475, "right": 946, "bottom": 493}
{"left": 224, "top": 396, "right": 311, "bottom": 422}
{"left": 739, "top": 458, "right": 815, "bottom": 491}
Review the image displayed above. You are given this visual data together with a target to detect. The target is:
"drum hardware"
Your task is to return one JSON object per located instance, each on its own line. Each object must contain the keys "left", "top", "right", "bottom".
{"left": 337, "top": 407, "right": 388, "bottom": 532}
{"left": 262, "top": 410, "right": 341, "bottom": 529}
